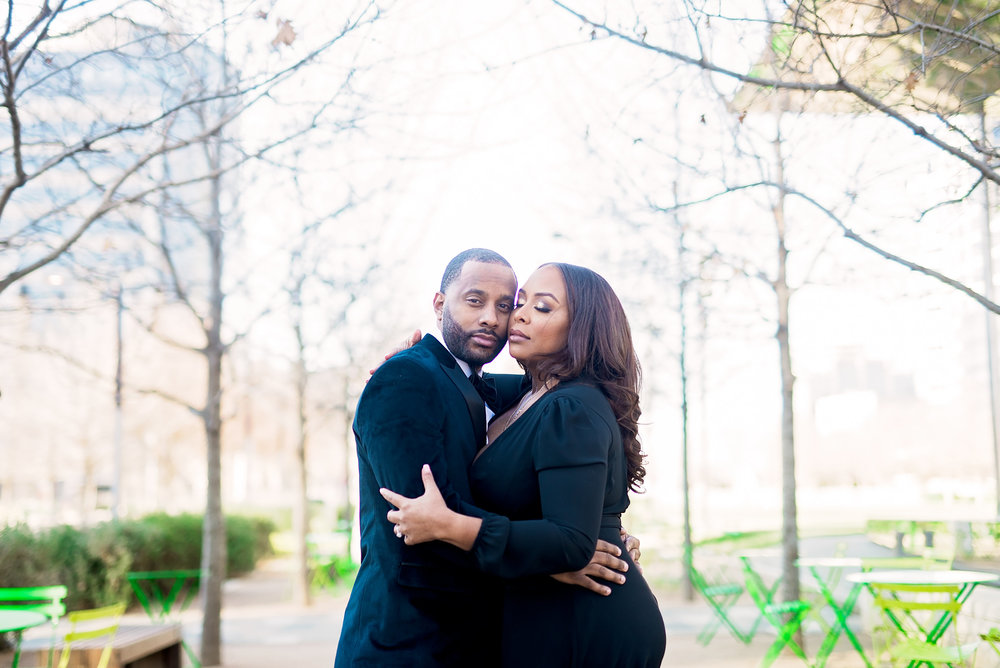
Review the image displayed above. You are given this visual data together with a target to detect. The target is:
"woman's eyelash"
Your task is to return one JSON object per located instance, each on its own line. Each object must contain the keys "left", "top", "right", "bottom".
{"left": 514, "top": 300, "right": 551, "bottom": 312}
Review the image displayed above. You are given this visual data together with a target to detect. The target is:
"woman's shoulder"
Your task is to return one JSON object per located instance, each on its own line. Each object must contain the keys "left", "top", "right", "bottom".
{"left": 547, "top": 380, "right": 616, "bottom": 425}
{"left": 529, "top": 380, "right": 616, "bottom": 466}
{"left": 551, "top": 379, "right": 607, "bottom": 404}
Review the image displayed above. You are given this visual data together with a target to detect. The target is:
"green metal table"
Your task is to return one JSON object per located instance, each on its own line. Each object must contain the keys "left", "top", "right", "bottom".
{"left": 127, "top": 570, "right": 202, "bottom": 668}
{"left": 0, "top": 610, "right": 48, "bottom": 668}
{"left": 797, "top": 556, "right": 872, "bottom": 668}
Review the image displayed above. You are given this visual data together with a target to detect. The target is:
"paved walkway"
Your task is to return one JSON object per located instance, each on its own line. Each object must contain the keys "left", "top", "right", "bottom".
{"left": 8, "top": 534, "right": 1000, "bottom": 666}
{"left": 205, "top": 533, "right": 1000, "bottom": 667}
{"left": 202, "top": 556, "right": 870, "bottom": 667}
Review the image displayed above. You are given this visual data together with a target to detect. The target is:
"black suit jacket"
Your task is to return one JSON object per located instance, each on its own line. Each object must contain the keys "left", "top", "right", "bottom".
{"left": 335, "top": 335, "right": 517, "bottom": 667}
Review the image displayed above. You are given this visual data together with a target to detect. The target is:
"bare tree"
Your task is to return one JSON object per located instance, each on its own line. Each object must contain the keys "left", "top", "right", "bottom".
{"left": 551, "top": 0, "right": 1000, "bottom": 313}
{"left": 281, "top": 203, "right": 379, "bottom": 606}
{"left": 0, "top": 2, "right": 387, "bottom": 664}
{"left": 0, "top": 1, "right": 383, "bottom": 297}
{"left": 543, "top": 1, "right": 999, "bottom": 617}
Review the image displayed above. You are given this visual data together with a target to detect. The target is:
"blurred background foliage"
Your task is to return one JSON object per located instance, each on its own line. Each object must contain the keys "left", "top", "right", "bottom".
{"left": 0, "top": 513, "right": 275, "bottom": 610}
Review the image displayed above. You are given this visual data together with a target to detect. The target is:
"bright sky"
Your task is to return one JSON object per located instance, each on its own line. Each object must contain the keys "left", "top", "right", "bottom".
{"left": 238, "top": 0, "right": 998, "bottom": 503}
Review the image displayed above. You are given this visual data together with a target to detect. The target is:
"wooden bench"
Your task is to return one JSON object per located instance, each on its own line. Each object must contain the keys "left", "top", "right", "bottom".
{"left": 18, "top": 624, "right": 182, "bottom": 668}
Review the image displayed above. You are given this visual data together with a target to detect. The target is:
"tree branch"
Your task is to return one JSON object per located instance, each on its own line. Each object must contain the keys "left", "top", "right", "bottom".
{"left": 653, "top": 179, "right": 1000, "bottom": 314}
{"left": 0, "top": 336, "right": 203, "bottom": 415}
{"left": 550, "top": 1, "right": 1000, "bottom": 186}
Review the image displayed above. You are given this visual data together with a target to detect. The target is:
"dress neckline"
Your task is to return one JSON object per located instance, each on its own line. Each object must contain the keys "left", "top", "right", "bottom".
{"left": 475, "top": 385, "right": 555, "bottom": 464}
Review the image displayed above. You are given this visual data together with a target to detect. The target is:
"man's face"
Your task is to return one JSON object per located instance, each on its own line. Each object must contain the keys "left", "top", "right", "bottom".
{"left": 434, "top": 261, "right": 517, "bottom": 370}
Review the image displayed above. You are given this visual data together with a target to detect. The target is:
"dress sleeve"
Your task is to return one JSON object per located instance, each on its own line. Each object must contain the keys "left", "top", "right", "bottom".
{"left": 471, "top": 395, "right": 612, "bottom": 578}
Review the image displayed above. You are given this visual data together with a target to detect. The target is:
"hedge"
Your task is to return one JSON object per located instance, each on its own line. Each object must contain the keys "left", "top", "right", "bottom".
{"left": 0, "top": 513, "right": 275, "bottom": 610}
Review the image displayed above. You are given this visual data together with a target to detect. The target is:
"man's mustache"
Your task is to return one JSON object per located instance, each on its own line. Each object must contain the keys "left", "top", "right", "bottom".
{"left": 471, "top": 329, "right": 500, "bottom": 342}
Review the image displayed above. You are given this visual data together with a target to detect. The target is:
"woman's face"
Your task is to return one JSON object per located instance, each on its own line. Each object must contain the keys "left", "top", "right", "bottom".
{"left": 507, "top": 265, "right": 570, "bottom": 367}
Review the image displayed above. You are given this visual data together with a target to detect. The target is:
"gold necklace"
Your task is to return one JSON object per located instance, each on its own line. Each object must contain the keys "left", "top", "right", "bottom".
{"left": 504, "top": 380, "right": 554, "bottom": 431}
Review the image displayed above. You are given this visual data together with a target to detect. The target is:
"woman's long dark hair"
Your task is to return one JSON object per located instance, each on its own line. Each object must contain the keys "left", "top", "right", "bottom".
{"left": 529, "top": 263, "right": 646, "bottom": 492}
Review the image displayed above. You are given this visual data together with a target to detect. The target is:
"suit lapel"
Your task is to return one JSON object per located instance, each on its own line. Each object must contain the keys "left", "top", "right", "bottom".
{"left": 421, "top": 335, "right": 486, "bottom": 448}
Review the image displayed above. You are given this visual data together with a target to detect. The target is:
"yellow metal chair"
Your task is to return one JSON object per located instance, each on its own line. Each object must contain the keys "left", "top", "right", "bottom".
{"left": 857, "top": 557, "right": 955, "bottom": 637}
{"left": 56, "top": 602, "right": 126, "bottom": 668}
{"left": 868, "top": 581, "right": 978, "bottom": 667}
{"left": 980, "top": 627, "right": 1000, "bottom": 659}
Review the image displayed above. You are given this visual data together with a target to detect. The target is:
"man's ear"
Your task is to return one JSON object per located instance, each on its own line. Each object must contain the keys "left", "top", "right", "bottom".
{"left": 432, "top": 292, "right": 445, "bottom": 322}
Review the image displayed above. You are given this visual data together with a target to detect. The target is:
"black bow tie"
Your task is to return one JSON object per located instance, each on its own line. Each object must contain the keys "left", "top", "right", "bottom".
{"left": 470, "top": 373, "right": 498, "bottom": 410}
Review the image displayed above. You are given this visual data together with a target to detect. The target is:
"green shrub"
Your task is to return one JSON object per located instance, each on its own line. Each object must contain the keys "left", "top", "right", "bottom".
{"left": 110, "top": 519, "right": 167, "bottom": 573}
{"left": 85, "top": 523, "right": 136, "bottom": 608}
{"left": 35, "top": 525, "right": 95, "bottom": 609}
{"left": 136, "top": 513, "right": 203, "bottom": 569}
{"left": 226, "top": 515, "right": 257, "bottom": 576}
{"left": 0, "top": 524, "right": 57, "bottom": 585}
{"left": 0, "top": 513, "right": 276, "bottom": 610}
{"left": 226, "top": 515, "right": 276, "bottom": 576}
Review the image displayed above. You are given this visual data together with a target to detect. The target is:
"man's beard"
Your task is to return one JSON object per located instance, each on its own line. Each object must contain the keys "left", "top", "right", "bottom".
{"left": 441, "top": 308, "right": 505, "bottom": 368}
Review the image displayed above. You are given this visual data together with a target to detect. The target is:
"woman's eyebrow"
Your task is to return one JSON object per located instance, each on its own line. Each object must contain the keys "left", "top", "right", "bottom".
{"left": 525, "top": 291, "right": 560, "bottom": 303}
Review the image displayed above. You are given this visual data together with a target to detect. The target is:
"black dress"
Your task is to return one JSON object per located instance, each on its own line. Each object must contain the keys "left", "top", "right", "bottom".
{"left": 470, "top": 380, "right": 667, "bottom": 667}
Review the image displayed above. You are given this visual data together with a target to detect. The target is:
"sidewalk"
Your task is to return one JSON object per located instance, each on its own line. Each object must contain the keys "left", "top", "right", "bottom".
{"left": 211, "top": 559, "right": 348, "bottom": 667}
{"left": 206, "top": 557, "right": 869, "bottom": 667}
{"left": 9, "top": 544, "right": 999, "bottom": 667}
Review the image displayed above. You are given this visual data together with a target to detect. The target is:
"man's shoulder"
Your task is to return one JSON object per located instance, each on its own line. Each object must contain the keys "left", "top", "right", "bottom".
{"left": 357, "top": 343, "right": 449, "bottom": 420}
{"left": 370, "top": 338, "right": 447, "bottom": 382}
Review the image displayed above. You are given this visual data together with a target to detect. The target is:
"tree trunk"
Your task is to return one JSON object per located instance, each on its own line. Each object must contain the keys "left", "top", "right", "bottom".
{"left": 677, "top": 221, "right": 694, "bottom": 602}
{"left": 773, "top": 129, "right": 800, "bottom": 608}
{"left": 978, "top": 106, "right": 1000, "bottom": 517}
{"left": 113, "top": 285, "right": 124, "bottom": 521}
{"left": 291, "top": 291, "right": 311, "bottom": 606}
{"left": 200, "top": 162, "right": 226, "bottom": 668}
{"left": 343, "top": 373, "right": 357, "bottom": 559}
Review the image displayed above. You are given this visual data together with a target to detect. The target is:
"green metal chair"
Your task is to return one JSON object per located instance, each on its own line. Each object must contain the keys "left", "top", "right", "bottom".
{"left": 126, "top": 570, "right": 201, "bottom": 668}
{"left": 689, "top": 563, "right": 766, "bottom": 645}
{"left": 868, "top": 580, "right": 979, "bottom": 667}
{"left": 56, "top": 602, "right": 126, "bottom": 668}
{"left": 742, "top": 559, "right": 813, "bottom": 667}
{"left": 307, "top": 528, "right": 356, "bottom": 592}
{"left": 799, "top": 543, "right": 847, "bottom": 632}
{"left": 0, "top": 585, "right": 67, "bottom": 624}
{"left": 0, "top": 586, "right": 68, "bottom": 668}
{"left": 309, "top": 553, "right": 356, "bottom": 592}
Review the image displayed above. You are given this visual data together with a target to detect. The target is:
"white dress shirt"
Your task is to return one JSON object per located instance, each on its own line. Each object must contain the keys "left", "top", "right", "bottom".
{"left": 430, "top": 330, "right": 495, "bottom": 423}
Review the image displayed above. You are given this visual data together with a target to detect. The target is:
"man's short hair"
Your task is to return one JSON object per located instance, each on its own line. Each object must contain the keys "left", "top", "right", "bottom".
{"left": 440, "top": 248, "right": 512, "bottom": 292}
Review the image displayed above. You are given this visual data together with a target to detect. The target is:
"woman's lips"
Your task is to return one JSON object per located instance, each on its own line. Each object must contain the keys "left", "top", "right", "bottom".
{"left": 508, "top": 329, "right": 529, "bottom": 342}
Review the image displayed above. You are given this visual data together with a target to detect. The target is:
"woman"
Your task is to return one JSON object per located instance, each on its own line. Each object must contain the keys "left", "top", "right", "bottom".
{"left": 381, "top": 263, "right": 666, "bottom": 667}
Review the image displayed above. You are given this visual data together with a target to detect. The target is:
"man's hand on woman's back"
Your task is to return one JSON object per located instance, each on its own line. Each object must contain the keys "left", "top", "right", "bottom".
{"left": 550, "top": 540, "right": 628, "bottom": 596}
{"left": 369, "top": 329, "right": 422, "bottom": 376}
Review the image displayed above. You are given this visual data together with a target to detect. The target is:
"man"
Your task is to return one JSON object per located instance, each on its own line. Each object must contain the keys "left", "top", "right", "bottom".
{"left": 335, "top": 249, "right": 632, "bottom": 667}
